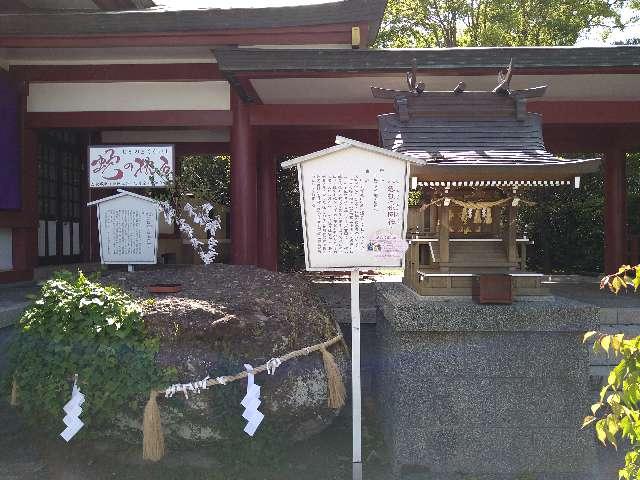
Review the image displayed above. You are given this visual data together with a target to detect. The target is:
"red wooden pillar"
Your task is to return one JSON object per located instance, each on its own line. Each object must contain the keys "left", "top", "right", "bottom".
{"left": 9, "top": 128, "right": 38, "bottom": 281}
{"left": 603, "top": 148, "right": 627, "bottom": 273}
{"left": 230, "top": 91, "right": 258, "bottom": 265}
{"left": 257, "top": 131, "right": 278, "bottom": 271}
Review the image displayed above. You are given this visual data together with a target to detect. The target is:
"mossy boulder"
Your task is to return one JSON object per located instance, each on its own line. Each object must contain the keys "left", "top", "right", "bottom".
{"left": 105, "top": 264, "right": 348, "bottom": 446}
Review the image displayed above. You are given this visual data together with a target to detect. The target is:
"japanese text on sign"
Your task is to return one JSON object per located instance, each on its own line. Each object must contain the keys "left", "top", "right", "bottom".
{"left": 309, "top": 172, "right": 403, "bottom": 256}
{"left": 89, "top": 145, "right": 174, "bottom": 188}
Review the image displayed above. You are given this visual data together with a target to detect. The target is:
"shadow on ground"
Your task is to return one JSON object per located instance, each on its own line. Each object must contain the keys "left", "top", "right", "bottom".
{"left": 0, "top": 398, "right": 391, "bottom": 480}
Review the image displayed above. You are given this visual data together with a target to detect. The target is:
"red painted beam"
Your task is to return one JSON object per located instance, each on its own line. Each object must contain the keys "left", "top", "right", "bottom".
{"left": 25, "top": 110, "right": 232, "bottom": 128}
{"left": 10, "top": 63, "right": 223, "bottom": 82}
{"left": 174, "top": 142, "right": 230, "bottom": 157}
{"left": 529, "top": 101, "right": 640, "bottom": 125}
{"left": 251, "top": 103, "right": 389, "bottom": 129}
{"left": 0, "top": 24, "right": 354, "bottom": 48}
{"left": 249, "top": 101, "right": 640, "bottom": 129}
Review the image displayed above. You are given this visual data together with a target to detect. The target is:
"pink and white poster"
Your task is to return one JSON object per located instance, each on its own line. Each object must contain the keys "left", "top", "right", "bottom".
{"left": 88, "top": 145, "right": 174, "bottom": 188}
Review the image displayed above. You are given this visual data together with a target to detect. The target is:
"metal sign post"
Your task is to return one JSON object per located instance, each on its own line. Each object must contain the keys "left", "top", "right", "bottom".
{"left": 351, "top": 268, "right": 362, "bottom": 480}
{"left": 280, "top": 136, "right": 416, "bottom": 480}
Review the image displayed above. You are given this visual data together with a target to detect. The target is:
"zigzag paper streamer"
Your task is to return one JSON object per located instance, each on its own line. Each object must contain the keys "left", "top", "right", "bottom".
{"left": 241, "top": 364, "right": 264, "bottom": 437}
{"left": 60, "top": 375, "right": 85, "bottom": 442}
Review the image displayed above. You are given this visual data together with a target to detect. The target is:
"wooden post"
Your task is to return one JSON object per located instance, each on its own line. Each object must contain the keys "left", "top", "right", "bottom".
{"left": 230, "top": 91, "right": 258, "bottom": 265}
{"left": 351, "top": 269, "right": 362, "bottom": 480}
{"left": 429, "top": 204, "right": 437, "bottom": 234}
{"left": 604, "top": 148, "right": 627, "bottom": 273}
{"left": 406, "top": 241, "right": 419, "bottom": 290}
{"left": 257, "top": 131, "right": 278, "bottom": 271}
{"left": 507, "top": 204, "right": 518, "bottom": 264}
{"left": 439, "top": 203, "right": 450, "bottom": 266}
{"left": 519, "top": 242, "right": 527, "bottom": 271}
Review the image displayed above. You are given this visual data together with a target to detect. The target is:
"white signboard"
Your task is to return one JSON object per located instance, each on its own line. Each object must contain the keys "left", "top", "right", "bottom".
{"left": 88, "top": 191, "right": 159, "bottom": 265}
{"left": 283, "top": 137, "right": 419, "bottom": 271}
{"left": 88, "top": 145, "right": 174, "bottom": 188}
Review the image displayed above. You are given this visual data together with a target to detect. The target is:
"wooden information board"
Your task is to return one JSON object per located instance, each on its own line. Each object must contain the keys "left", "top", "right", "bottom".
{"left": 283, "top": 137, "right": 419, "bottom": 270}
{"left": 88, "top": 190, "right": 159, "bottom": 265}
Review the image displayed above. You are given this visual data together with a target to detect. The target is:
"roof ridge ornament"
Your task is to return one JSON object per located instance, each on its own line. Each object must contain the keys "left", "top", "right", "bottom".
{"left": 493, "top": 58, "right": 514, "bottom": 95}
{"left": 406, "top": 58, "right": 425, "bottom": 94}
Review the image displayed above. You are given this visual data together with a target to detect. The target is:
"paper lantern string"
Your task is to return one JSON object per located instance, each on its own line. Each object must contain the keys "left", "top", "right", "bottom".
{"left": 60, "top": 374, "right": 85, "bottom": 442}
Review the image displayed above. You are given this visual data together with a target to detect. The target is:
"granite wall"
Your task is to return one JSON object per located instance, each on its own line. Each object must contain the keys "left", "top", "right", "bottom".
{"left": 376, "top": 283, "right": 598, "bottom": 479}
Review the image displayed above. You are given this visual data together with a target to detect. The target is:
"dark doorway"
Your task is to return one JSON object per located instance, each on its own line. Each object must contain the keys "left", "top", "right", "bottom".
{"left": 37, "top": 130, "right": 86, "bottom": 265}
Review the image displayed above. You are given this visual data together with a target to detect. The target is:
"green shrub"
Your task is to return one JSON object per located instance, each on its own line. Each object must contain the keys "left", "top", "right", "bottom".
{"left": 7, "top": 271, "right": 166, "bottom": 435}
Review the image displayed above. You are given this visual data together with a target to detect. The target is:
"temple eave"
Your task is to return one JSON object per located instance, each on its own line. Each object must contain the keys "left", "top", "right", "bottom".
{"left": 410, "top": 157, "right": 601, "bottom": 181}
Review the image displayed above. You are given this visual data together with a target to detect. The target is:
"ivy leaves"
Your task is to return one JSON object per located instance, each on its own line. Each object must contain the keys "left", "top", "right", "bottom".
{"left": 7, "top": 271, "right": 167, "bottom": 436}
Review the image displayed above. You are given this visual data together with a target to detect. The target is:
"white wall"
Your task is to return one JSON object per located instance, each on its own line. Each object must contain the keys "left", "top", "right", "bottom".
{"left": 0, "top": 228, "right": 12, "bottom": 271}
{"left": 27, "top": 81, "right": 230, "bottom": 112}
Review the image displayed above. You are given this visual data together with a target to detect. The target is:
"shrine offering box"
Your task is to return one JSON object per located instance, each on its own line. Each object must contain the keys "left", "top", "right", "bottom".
{"left": 282, "top": 137, "right": 422, "bottom": 271}
{"left": 472, "top": 274, "right": 513, "bottom": 304}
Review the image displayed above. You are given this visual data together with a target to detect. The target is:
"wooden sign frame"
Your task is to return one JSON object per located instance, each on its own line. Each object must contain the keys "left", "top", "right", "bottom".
{"left": 282, "top": 136, "right": 422, "bottom": 272}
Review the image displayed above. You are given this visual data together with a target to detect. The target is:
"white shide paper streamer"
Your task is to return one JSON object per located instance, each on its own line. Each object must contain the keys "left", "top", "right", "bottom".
{"left": 241, "top": 364, "right": 264, "bottom": 437}
{"left": 60, "top": 375, "right": 85, "bottom": 442}
{"left": 164, "top": 376, "right": 210, "bottom": 399}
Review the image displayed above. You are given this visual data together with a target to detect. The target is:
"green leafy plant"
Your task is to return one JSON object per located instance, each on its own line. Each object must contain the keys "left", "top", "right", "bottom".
{"left": 583, "top": 331, "right": 640, "bottom": 479}
{"left": 6, "top": 271, "right": 167, "bottom": 436}
{"left": 601, "top": 265, "right": 640, "bottom": 294}
{"left": 584, "top": 262, "right": 640, "bottom": 479}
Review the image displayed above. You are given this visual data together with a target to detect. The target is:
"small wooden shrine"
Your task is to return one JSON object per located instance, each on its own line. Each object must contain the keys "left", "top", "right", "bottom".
{"left": 373, "top": 62, "right": 601, "bottom": 298}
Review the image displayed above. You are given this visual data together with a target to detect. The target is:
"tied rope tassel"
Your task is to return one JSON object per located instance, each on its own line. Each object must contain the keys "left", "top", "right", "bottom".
{"left": 142, "top": 390, "right": 165, "bottom": 462}
{"left": 320, "top": 346, "right": 346, "bottom": 409}
{"left": 10, "top": 376, "right": 18, "bottom": 406}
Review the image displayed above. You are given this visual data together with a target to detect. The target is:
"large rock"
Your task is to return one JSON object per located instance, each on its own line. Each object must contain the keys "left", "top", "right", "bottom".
{"left": 104, "top": 264, "right": 348, "bottom": 446}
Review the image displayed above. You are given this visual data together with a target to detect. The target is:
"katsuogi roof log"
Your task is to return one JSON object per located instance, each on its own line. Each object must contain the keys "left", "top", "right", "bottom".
{"left": 373, "top": 62, "right": 601, "bottom": 182}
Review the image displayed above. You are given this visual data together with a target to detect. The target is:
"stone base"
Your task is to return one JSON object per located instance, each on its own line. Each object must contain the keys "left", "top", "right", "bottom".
{"left": 375, "top": 283, "right": 598, "bottom": 479}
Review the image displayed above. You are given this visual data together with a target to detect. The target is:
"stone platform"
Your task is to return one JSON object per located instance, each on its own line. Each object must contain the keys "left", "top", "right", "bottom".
{"left": 376, "top": 283, "right": 598, "bottom": 479}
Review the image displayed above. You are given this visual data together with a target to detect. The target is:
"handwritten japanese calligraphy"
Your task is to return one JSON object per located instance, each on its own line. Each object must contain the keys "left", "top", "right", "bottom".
{"left": 89, "top": 145, "right": 174, "bottom": 188}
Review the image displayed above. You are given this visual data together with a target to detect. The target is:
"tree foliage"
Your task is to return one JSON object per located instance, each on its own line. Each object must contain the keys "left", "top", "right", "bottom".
{"left": 518, "top": 153, "right": 640, "bottom": 275}
{"left": 375, "top": 0, "right": 626, "bottom": 47}
{"left": 151, "top": 154, "right": 230, "bottom": 215}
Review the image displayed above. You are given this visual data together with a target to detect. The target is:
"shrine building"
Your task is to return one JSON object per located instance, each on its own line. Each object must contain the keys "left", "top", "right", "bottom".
{"left": 0, "top": 0, "right": 639, "bottom": 283}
